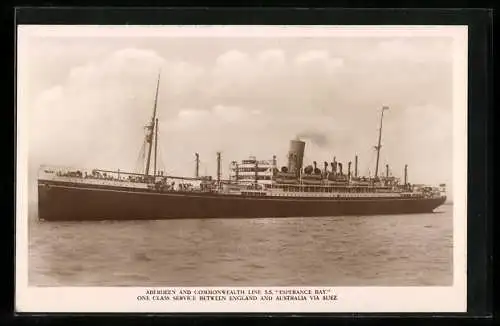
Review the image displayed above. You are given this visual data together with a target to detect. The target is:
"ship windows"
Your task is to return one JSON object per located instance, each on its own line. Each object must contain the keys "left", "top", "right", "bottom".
{"left": 233, "top": 167, "right": 270, "bottom": 173}
{"left": 235, "top": 175, "right": 271, "bottom": 181}
{"left": 241, "top": 191, "right": 266, "bottom": 196}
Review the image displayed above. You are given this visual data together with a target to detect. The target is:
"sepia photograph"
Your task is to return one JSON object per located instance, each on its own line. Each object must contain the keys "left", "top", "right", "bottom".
{"left": 16, "top": 25, "right": 467, "bottom": 312}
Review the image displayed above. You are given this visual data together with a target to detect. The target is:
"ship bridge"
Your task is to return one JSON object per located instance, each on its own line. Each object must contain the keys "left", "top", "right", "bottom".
{"left": 229, "top": 156, "right": 276, "bottom": 186}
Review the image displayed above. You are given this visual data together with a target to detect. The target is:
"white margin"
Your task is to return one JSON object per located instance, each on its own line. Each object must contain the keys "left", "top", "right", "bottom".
{"left": 15, "top": 25, "right": 468, "bottom": 313}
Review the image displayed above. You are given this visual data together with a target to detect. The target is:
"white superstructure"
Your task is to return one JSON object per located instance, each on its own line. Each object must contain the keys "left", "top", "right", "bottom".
{"left": 229, "top": 156, "right": 276, "bottom": 187}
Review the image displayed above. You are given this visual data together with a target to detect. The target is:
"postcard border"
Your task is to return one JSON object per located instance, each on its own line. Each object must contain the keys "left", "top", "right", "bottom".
{"left": 11, "top": 7, "right": 493, "bottom": 318}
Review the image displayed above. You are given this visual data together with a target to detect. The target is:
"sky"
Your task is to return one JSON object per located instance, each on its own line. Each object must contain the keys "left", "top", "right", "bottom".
{"left": 18, "top": 26, "right": 459, "bottom": 195}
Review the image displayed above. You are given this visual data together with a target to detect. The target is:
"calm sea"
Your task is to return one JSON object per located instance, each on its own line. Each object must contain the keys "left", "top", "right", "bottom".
{"left": 28, "top": 203, "right": 453, "bottom": 287}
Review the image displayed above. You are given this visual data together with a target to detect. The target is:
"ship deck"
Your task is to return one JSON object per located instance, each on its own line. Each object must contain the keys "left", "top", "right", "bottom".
{"left": 38, "top": 177, "right": 442, "bottom": 202}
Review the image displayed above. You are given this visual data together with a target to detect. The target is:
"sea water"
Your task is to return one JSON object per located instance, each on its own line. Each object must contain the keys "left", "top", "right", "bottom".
{"left": 27, "top": 203, "right": 453, "bottom": 287}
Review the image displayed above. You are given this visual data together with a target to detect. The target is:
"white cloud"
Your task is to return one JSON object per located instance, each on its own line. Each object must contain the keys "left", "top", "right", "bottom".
{"left": 25, "top": 38, "right": 453, "bottom": 188}
{"left": 295, "top": 49, "right": 330, "bottom": 64}
{"left": 29, "top": 47, "right": 206, "bottom": 171}
{"left": 294, "top": 49, "right": 344, "bottom": 74}
{"left": 177, "top": 108, "right": 210, "bottom": 120}
{"left": 203, "top": 48, "right": 345, "bottom": 114}
{"left": 366, "top": 38, "right": 453, "bottom": 63}
{"left": 212, "top": 105, "right": 248, "bottom": 122}
{"left": 257, "top": 49, "right": 286, "bottom": 65}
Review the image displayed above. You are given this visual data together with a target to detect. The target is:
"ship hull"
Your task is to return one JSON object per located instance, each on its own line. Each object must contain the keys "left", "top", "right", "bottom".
{"left": 37, "top": 180, "right": 447, "bottom": 221}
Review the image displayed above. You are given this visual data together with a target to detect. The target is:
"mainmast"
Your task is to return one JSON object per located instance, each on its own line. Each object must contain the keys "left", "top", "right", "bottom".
{"left": 145, "top": 72, "right": 161, "bottom": 177}
{"left": 374, "top": 106, "right": 389, "bottom": 178}
{"left": 153, "top": 118, "right": 159, "bottom": 177}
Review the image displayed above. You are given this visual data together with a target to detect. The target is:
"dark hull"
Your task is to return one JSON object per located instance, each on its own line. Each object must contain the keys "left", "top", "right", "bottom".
{"left": 37, "top": 180, "right": 447, "bottom": 221}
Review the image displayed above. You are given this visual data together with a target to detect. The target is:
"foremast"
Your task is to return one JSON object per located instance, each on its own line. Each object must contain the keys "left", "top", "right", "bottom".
{"left": 144, "top": 72, "right": 161, "bottom": 178}
{"left": 374, "top": 106, "right": 389, "bottom": 178}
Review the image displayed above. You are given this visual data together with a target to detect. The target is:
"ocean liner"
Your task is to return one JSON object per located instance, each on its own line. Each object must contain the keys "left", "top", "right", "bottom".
{"left": 37, "top": 74, "right": 447, "bottom": 221}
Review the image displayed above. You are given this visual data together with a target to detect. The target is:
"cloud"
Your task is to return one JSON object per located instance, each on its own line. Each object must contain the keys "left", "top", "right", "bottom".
{"left": 172, "top": 105, "right": 251, "bottom": 130}
{"left": 25, "top": 38, "right": 453, "bottom": 188}
{"left": 295, "top": 49, "right": 344, "bottom": 73}
{"left": 295, "top": 49, "right": 330, "bottom": 64}
{"left": 29, "top": 47, "right": 204, "bottom": 171}
{"left": 212, "top": 105, "right": 248, "bottom": 122}
{"left": 371, "top": 38, "right": 453, "bottom": 63}
{"left": 257, "top": 49, "right": 286, "bottom": 65}
{"left": 203, "top": 48, "right": 345, "bottom": 113}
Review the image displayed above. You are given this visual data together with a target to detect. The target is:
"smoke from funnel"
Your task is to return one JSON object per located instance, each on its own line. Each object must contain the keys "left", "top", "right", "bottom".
{"left": 287, "top": 139, "right": 305, "bottom": 176}
{"left": 296, "top": 131, "right": 330, "bottom": 147}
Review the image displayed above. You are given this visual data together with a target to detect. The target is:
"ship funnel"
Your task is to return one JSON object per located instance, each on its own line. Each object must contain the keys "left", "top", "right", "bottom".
{"left": 324, "top": 161, "right": 328, "bottom": 173}
{"left": 386, "top": 164, "right": 389, "bottom": 178}
{"left": 272, "top": 155, "right": 277, "bottom": 167}
{"left": 348, "top": 161, "right": 352, "bottom": 178}
{"left": 287, "top": 139, "right": 305, "bottom": 176}
{"left": 338, "top": 162, "right": 343, "bottom": 175}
